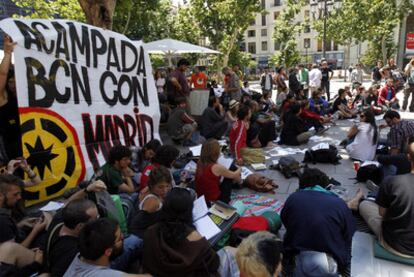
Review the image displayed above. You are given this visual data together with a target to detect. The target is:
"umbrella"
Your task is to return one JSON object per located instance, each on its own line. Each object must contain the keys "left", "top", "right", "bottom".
{"left": 143, "top": 38, "right": 220, "bottom": 66}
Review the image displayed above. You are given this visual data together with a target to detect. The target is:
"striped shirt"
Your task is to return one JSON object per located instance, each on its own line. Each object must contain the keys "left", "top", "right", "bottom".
{"left": 388, "top": 120, "right": 414, "bottom": 152}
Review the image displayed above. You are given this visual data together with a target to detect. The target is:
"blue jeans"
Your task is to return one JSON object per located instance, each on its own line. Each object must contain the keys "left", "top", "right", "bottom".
{"left": 294, "top": 251, "right": 340, "bottom": 277}
{"left": 110, "top": 234, "right": 143, "bottom": 271}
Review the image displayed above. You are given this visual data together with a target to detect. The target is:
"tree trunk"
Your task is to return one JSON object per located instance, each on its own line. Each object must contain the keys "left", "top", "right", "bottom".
{"left": 78, "top": 0, "right": 117, "bottom": 29}
{"left": 222, "top": 30, "right": 239, "bottom": 67}
{"left": 381, "top": 36, "right": 387, "bottom": 64}
{"left": 122, "top": 10, "right": 132, "bottom": 34}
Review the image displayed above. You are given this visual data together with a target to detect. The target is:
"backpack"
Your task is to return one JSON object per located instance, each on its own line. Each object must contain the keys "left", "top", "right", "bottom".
{"left": 356, "top": 164, "right": 384, "bottom": 185}
{"left": 303, "top": 145, "right": 341, "bottom": 164}
{"left": 272, "top": 156, "right": 301, "bottom": 178}
{"left": 229, "top": 216, "right": 269, "bottom": 247}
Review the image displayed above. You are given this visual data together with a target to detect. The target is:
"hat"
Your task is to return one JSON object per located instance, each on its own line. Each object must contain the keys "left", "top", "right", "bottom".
{"left": 229, "top": 100, "right": 239, "bottom": 110}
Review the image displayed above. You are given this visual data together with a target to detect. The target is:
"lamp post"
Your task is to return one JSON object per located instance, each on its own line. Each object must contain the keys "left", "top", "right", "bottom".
{"left": 310, "top": 0, "right": 342, "bottom": 60}
{"left": 304, "top": 40, "right": 310, "bottom": 64}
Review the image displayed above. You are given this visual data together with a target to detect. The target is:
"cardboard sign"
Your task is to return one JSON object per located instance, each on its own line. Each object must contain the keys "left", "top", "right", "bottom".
{"left": 0, "top": 18, "right": 160, "bottom": 205}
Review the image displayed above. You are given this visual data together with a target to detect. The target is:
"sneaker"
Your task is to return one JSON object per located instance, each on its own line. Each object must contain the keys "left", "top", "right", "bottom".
{"left": 366, "top": 179, "right": 379, "bottom": 193}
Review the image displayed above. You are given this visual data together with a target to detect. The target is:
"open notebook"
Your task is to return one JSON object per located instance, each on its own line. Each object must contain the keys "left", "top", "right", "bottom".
{"left": 192, "top": 195, "right": 221, "bottom": 240}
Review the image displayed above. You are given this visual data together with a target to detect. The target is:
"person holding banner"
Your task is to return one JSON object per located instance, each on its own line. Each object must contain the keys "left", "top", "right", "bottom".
{"left": 0, "top": 35, "right": 21, "bottom": 162}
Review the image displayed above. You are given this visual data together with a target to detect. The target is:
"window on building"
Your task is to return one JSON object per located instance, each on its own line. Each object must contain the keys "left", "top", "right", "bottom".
{"left": 261, "top": 0, "right": 266, "bottom": 9}
{"left": 304, "top": 10, "right": 310, "bottom": 18}
{"left": 262, "top": 41, "right": 268, "bottom": 51}
{"left": 274, "top": 0, "right": 281, "bottom": 6}
{"left": 261, "top": 29, "right": 267, "bottom": 36}
{"left": 304, "top": 38, "right": 311, "bottom": 49}
{"left": 304, "top": 25, "right": 311, "bottom": 33}
{"left": 333, "top": 42, "right": 338, "bottom": 51}
{"left": 250, "top": 18, "right": 256, "bottom": 25}
{"left": 274, "top": 11, "right": 280, "bottom": 20}
{"left": 274, "top": 41, "right": 281, "bottom": 50}
{"left": 326, "top": 40, "right": 332, "bottom": 51}
{"left": 317, "top": 40, "right": 322, "bottom": 52}
{"left": 248, "top": 42, "right": 256, "bottom": 54}
{"left": 262, "top": 14, "right": 266, "bottom": 26}
{"left": 248, "top": 30, "right": 256, "bottom": 37}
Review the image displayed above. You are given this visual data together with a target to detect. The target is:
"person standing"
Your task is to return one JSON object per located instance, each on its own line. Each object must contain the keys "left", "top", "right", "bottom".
{"left": 260, "top": 67, "right": 273, "bottom": 94}
{"left": 222, "top": 67, "right": 241, "bottom": 104}
{"left": 288, "top": 66, "right": 302, "bottom": 97}
{"left": 351, "top": 64, "right": 364, "bottom": 89}
{"left": 166, "top": 59, "right": 191, "bottom": 105}
{"left": 309, "top": 64, "right": 322, "bottom": 95}
{"left": 403, "top": 58, "right": 414, "bottom": 112}
{"left": 372, "top": 61, "right": 383, "bottom": 85}
{"left": 298, "top": 64, "right": 309, "bottom": 98}
{"left": 320, "top": 61, "right": 333, "bottom": 101}
{"left": 190, "top": 66, "right": 208, "bottom": 90}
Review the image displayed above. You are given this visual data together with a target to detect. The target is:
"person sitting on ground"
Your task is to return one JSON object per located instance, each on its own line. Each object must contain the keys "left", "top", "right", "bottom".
{"left": 248, "top": 100, "right": 277, "bottom": 148}
{"left": 229, "top": 105, "right": 251, "bottom": 165}
{"left": 359, "top": 140, "right": 414, "bottom": 258}
{"left": 45, "top": 199, "right": 100, "bottom": 277}
{"left": 195, "top": 139, "right": 241, "bottom": 204}
{"left": 0, "top": 175, "right": 46, "bottom": 276}
{"left": 299, "top": 100, "right": 330, "bottom": 132}
{"left": 167, "top": 97, "right": 198, "bottom": 146}
{"left": 281, "top": 168, "right": 361, "bottom": 276}
{"left": 225, "top": 99, "right": 239, "bottom": 132}
{"left": 378, "top": 78, "right": 399, "bottom": 110}
{"left": 332, "top": 88, "right": 355, "bottom": 119}
{"left": 98, "top": 145, "right": 135, "bottom": 195}
{"left": 63, "top": 218, "right": 150, "bottom": 277}
{"left": 352, "top": 86, "right": 366, "bottom": 109}
{"left": 200, "top": 96, "right": 228, "bottom": 140}
{"left": 143, "top": 187, "right": 219, "bottom": 277}
{"left": 380, "top": 110, "right": 414, "bottom": 155}
{"left": 280, "top": 104, "right": 313, "bottom": 146}
{"left": 236, "top": 231, "right": 283, "bottom": 277}
{"left": 278, "top": 93, "right": 296, "bottom": 123}
{"left": 262, "top": 90, "right": 277, "bottom": 113}
{"left": 309, "top": 88, "right": 329, "bottom": 115}
{"left": 345, "top": 109, "right": 378, "bottom": 162}
{"left": 130, "top": 139, "right": 161, "bottom": 175}
{"left": 363, "top": 85, "right": 382, "bottom": 114}
{"left": 140, "top": 145, "right": 180, "bottom": 190}
{"left": 130, "top": 166, "right": 172, "bottom": 238}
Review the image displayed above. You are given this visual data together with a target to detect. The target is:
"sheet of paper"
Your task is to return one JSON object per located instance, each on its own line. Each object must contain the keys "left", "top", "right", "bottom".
{"left": 189, "top": 144, "right": 202, "bottom": 156}
{"left": 184, "top": 160, "right": 197, "bottom": 173}
{"left": 241, "top": 166, "right": 253, "bottom": 179}
{"left": 193, "top": 195, "right": 209, "bottom": 221}
{"left": 40, "top": 201, "right": 64, "bottom": 212}
{"left": 194, "top": 215, "right": 221, "bottom": 240}
{"left": 218, "top": 155, "right": 233, "bottom": 169}
{"left": 361, "top": 161, "right": 380, "bottom": 167}
{"left": 311, "top": 143, "right": 330, "bottom": 151}
{"left": 251, "top": 163, "right": 267, "bottom": 170}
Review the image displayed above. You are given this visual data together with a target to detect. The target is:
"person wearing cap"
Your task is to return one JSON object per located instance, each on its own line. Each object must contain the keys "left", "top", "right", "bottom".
{"left": 226, "top": 99, "right": 239, "bottom": 132}
{"left": 166, "top": 58, "right": 191, "bottom": 105}
{"left": 200, "top": 96, "right": 228, "bottom": 140}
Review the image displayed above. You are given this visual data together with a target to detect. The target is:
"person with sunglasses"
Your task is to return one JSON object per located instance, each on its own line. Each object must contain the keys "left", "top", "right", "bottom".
{"left": 345, "top": 109, "right": 378, "bottom": 162}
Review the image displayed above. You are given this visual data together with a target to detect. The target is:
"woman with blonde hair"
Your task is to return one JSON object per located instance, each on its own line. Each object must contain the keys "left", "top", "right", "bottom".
{"left": 195, "top": 139, "right": 241, "bottom": 203}
{"left": 236, "top": 231, "right": 283, "bottom": 277}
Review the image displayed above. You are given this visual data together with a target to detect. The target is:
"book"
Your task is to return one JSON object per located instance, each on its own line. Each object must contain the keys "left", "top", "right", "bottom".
{"left": 209, "top": 201, "right": 236, "bottom": 220}
{"left": 192, "top": 196, "right": 220, "bottom": 240}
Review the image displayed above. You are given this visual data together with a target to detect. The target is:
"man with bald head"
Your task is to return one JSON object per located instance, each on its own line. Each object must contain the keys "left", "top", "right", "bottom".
{"left": 359, "top": 138, "right": 414, "bottom": 258}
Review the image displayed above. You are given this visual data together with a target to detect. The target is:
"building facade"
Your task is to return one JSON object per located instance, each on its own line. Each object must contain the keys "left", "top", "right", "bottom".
{"left": 242, "top": 0, "right": 367, "bottom": 69}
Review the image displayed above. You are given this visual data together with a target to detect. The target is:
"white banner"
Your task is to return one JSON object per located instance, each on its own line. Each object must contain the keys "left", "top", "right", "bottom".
{"left": 0, "top": 18, "right": 160, "bottom": 205}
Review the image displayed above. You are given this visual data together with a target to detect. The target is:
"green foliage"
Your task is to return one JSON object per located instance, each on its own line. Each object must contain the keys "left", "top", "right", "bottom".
{"left": 361, "top": 38, "right": 396, "bottom": 67}
{"left": 12, "top": 0, "right": 85, "bottom": 21}
{"left": 272, "top": 0, "right": 306, "bottom": 68}
{"left": 191, "top": 0, "right": 262, "bottom": 66}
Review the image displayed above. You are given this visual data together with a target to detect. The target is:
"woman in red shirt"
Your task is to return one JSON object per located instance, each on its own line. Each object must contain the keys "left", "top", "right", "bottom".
{"left": 195, "top": 139, "right": 241, "bottom": 203}
{"left": 229, "top": 105, "right": 251, "bottom": 165}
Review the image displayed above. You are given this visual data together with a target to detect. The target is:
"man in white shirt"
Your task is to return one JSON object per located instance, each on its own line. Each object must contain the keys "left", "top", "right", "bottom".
{"left": 309, "top": 64, "right": 322, "bottom": 95}
{"left": 260, "top": 67, "right": 273, "bottom": 93}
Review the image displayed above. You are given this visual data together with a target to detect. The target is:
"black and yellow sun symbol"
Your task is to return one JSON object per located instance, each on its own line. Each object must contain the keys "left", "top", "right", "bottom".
{"left": 19, "top": 107, "right": 85, "bottom": 206}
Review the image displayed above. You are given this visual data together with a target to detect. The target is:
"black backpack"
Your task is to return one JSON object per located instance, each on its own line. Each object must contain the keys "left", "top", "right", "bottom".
{"left": 273, "top": 156, "right": 301, "bottom": 178}
{"left": 303, "top": 145, "right": 341, "bottom": 164}
{"left": 356, "top": 164, "right": 384, "bottom": 185}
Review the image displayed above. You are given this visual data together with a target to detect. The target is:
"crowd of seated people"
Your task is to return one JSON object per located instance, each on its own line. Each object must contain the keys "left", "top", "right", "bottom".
{"left": 3, "top": 36, "right": 414, "bottom": 277}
